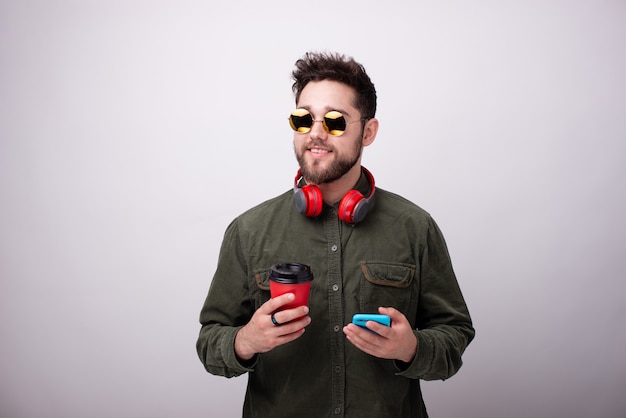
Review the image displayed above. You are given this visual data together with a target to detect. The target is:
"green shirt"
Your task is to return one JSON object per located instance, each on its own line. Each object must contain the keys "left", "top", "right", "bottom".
{"left": 197, "top": 172, "right": 474, "bottom": 418}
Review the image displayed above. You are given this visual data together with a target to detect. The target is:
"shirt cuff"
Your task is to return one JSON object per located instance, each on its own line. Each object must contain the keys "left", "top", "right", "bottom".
{"left": 394, "top": 330, "right": 434, "bottom": 379}
{"left": 223, "top": 326, "right": 257, "bottom": 373}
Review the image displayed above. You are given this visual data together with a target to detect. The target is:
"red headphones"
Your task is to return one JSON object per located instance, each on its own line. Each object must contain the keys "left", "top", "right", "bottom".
{"left": 293, "top": 166, "right": 376, "bottom": 224}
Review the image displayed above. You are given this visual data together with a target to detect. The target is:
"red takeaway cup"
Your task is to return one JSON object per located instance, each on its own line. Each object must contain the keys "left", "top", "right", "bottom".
{"left": 268, "top": 262, "right": 314, "bottom": 310}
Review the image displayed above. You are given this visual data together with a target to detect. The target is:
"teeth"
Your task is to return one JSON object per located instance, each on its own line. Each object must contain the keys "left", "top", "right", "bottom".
{"left": 310, "top": 148, "right": 329, "bottom": 154}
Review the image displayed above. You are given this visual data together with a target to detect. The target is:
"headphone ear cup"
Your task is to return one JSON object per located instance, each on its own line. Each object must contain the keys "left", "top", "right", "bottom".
{"left": 295, "top": 184, "right": 323, "bottom": 217}
{"left": 338, "top": 190, "right": 365, "bottom": 224}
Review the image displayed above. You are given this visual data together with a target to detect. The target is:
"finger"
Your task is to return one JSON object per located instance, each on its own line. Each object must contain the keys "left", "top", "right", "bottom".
{"left": 367, "top": 320, "right": 391, "bottom": 337}
{"left": 270, "top": 312, "right": 282, "bottom": 326}
{"left": 378, "top": 306, "right": 398, "bottom": 319}
{"left": 344, "top": 323, "right": 379, "bottom": 344}
{"left": 260, "top": 293, "right": 296, "bottom": 314}
{"left": 344, "top": 325, "right": 380, "bottom": 353}
{"left": 273, "top": 327, "right": 307, "bottom": 346}
{"left": 270, "top": 323, "right": 310, "bottom": 351}
{"left": 378, "top": 306, "right": 406, "bottom": 326}
{"left": 272, "top": 306, "right": 310, "bottom": 327}
{"left": 345, "top": 324, "right": 396, "bottom": 357}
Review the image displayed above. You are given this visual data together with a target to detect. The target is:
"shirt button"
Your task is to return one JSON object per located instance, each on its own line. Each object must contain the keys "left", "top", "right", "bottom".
{"left": 335, "top": 365, "right": 341, "bottom": 373}
{"left": 333, "top": 325, "right": 340, "bottom": 332}
{"left": 332, "top": 284, "right": 339, "bottom": 291}
{"left": 334, "top": 407, "right": 341, "bottom": 414}
{"left": 331, "top": 244, "right": 338, "bottom": 252}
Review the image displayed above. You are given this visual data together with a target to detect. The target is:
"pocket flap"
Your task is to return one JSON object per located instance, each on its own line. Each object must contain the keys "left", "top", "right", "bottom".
{"left": 360, "top": 261, "right": 415, "bottom": 288}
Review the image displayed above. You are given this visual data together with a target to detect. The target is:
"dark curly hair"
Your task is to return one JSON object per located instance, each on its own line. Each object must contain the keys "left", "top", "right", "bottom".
{"left": 291, "top": 52, "right": 377, "bottom": 119}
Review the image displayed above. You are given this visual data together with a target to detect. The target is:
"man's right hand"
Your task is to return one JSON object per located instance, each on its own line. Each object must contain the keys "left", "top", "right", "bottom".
{"left": 234, "top": 293, "right": 311, "bottom": 361}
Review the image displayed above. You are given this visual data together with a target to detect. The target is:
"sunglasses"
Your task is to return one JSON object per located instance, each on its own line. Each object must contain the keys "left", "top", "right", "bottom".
{"left": 288, "top": 109, "right": 366, "bottom": 137}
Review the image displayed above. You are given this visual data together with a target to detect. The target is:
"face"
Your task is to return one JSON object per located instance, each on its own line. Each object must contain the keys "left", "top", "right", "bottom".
{"left": 293, "top": 80, "right": 369, "bottom": 185}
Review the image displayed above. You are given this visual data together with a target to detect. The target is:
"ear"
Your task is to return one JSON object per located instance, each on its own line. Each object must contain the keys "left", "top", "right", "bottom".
{"left": 362, "top": 118, "right": 379, "bottom": 147}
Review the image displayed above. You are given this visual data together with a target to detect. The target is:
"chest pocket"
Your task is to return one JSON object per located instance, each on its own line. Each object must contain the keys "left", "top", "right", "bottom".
{"left": 359, "top": 261, "right": 416, "bottom": 314}
{"left": 253, "top": 268, "right": 271, "bottom": 309}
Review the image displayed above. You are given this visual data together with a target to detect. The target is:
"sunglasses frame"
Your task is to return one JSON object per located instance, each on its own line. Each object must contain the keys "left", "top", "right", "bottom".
{"left": 289, "top": 109, "right": 367, "bottom": 137}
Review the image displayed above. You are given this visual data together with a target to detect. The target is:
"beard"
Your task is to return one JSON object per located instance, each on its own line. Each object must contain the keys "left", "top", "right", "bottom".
{"left": 295, "top": 137, "right": 363, "bottom": 185}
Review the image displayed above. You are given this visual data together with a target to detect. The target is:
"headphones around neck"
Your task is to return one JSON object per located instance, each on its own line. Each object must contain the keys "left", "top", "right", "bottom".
{"left": 293, "top": 166, "right": 376, "bottom": 225}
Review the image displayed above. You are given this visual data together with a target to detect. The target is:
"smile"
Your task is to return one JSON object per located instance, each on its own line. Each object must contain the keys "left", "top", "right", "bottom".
{"left": 309, "top": 148, "right": 331, "bottom": 154}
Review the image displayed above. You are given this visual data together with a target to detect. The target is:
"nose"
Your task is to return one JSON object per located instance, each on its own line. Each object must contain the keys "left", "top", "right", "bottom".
{"left": 309, "top": 119, "right": 328, "bottom": 141}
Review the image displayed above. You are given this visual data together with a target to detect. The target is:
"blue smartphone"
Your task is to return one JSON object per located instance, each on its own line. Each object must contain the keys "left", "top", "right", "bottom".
{"left": 352, "top": 314, "right": 391, "bottom": 328}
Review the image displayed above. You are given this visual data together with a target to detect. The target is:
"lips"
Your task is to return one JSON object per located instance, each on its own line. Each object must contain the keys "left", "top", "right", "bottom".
{"left": 309, "top": 147, "right": 331, "bottom": 155}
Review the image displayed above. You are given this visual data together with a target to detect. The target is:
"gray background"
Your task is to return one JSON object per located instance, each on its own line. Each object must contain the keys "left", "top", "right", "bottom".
{"left": 1, "top": 0, "right": 625, "bottom": 417}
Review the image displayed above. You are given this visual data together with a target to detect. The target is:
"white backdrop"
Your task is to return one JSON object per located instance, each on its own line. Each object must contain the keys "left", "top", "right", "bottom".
{"left": 1, "top": 1, "right": 625, "bottom": 417}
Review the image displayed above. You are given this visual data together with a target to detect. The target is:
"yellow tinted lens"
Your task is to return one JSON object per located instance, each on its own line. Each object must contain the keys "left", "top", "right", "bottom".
{"left": 324, "top": 111, "right": 346, "bottom": 136}
{"left": 289, "top": 109, "right": 313, "bottom": 133}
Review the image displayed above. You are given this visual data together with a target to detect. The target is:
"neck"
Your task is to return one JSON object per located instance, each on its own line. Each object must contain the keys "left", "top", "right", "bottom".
{"left": 317, "top": 164, "right": 362, "bottom": 205}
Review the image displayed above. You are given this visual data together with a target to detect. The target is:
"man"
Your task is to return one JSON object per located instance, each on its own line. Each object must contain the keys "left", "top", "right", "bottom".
{"left": 197, "top": 52, "right": 475, "bottom": 418}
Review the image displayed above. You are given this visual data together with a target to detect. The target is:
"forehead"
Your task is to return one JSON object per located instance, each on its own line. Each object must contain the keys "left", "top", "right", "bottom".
{"left": 297, "top": 80, "right": 358, "bottom": 116}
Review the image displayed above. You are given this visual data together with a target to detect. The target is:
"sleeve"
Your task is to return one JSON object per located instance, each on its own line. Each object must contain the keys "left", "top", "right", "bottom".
{"left": 396, "top": 217, "right": 475, "bottom": 380}
{"left": 196, "top": 218, "right": 257, "bottom": 377}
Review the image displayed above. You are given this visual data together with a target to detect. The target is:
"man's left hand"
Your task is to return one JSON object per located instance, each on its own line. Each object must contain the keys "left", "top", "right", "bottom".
{"left": 343, "top": 307, "right": 417, "bottom": 363}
